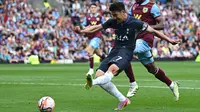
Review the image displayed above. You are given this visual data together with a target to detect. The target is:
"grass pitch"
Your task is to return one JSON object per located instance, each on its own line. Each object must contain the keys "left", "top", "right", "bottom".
{"left": 0, "top": 61, "right": 200, "bottom": 112}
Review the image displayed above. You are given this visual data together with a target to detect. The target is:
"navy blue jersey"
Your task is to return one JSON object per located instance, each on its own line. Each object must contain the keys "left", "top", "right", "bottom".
{"left": 102, "top": 15, "right": 148, "bottom": 49}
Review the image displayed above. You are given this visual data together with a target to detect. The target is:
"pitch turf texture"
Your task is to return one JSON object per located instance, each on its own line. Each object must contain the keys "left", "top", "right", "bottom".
{"left": 0, "top": 61, "right": 199, "bottom": 112}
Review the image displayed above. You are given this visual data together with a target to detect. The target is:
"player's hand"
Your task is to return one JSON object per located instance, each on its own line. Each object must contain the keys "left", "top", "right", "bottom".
{"left": 169, "top": 39, "right": 181, "bottom": 45}
{"left": 73, "top": 26, "right": 81, "bottom": 34}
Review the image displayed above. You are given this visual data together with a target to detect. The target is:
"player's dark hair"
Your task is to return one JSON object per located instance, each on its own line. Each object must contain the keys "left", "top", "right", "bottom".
{"left": 90, "top": 3, "right": 97, "bottom": 7}
{"left": 109, "top": 2, "right": 125, "bottom": 12}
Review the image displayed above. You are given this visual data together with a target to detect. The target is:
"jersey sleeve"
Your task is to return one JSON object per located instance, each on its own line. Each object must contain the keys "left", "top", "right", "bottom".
{"left": 82, "top": 17, "right": 87, "bottom": 26}
{"left": 102, "top": 19, "right": 114, "bottom": 29}
{"left": 101, "top": 17, "right": 105, "bottom": 23}
{"left": 134, "top": 19, "right": 148, "bottom": 33}
{"left": 150, "top": 4, "right": 161, "bottom": 18}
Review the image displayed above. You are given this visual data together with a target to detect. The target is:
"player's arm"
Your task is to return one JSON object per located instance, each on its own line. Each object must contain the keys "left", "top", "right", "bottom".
{"left": 146, "top": 25, "right": 180, "bottom": 45}
{"left": 150, "top": 4, "right": 164, "bottom": 30}
{"left": 81, "top": 19, "right": 114, "bottom": 34}
{"left": 135, "top": 19, "right": 179, "bottom": 45}
{"left": 151, "top": 16, "right": 164, "bottom": 30}
{"left": 81, "top": 24, "right": 103, "bottom": 34}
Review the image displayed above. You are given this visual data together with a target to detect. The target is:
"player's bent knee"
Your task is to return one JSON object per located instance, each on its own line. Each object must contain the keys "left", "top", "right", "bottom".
{"left": 148, "top": 69, "right": 155, "bottom": 74}
{"left": 95, "top": 69, "right": 105, "bottom": 78}
{"left": 145, "top": 63, "right": 158, "bottom": 75}
{"left": 147, "top": 66, "right": 158, "bottom": 75}
{"left": 87, "top": 51, "right": 94, "bottom": 56}
{"left": 86, "top": 47, "right": 95, "bottom": 55}
{"left": 108, "top": 64, "right": 119, "bottom": 76}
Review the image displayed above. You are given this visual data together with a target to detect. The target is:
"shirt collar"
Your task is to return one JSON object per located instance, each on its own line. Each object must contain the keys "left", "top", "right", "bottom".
{"left": 90, "top": 13, "right": 98, "bottom": 17}
{"left": 141, "top": 0, "right": 150, "bottom": 5}
{"left": 123, "top": 15, "right": 131, "bottom": 24}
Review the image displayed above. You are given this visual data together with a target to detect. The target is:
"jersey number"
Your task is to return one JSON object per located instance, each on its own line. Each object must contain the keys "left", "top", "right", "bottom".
{"left": 133, "top": 14, "right": 142, "bottom": 20}
{"left": 113, "top": 56, "right": 122, "bottom": 62}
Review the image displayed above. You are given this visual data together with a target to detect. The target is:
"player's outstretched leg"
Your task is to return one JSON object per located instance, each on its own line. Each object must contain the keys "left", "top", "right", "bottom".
{"left": 99, "top": 82, "right": 131, "bottom": 110}
{"left": 146, "top": 63, "right": 180, "bottom": 101}
{"left": 154, "top": 67, "right": 180, "bottom": 101}
{"left": 124, "top": 63, "right": 138, "bottom": 98}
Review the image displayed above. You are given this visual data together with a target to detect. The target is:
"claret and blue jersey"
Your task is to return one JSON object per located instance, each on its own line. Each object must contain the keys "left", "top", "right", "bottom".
{"left": 129, "top": 0, "right": 161, "bottom": 23}
{"left": 129, "top": 0, "right": 161, "bottom": 47}
{"left": 82, "top": 13, "right": 104, "bottom": 49}
{"left": 128, "top": 0, "right": 162, "bottom": 64}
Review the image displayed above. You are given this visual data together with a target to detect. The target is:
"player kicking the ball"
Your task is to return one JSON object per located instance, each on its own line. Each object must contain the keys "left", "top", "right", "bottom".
{"left": 76, "top": 2, "right": 180, "bottom": 110}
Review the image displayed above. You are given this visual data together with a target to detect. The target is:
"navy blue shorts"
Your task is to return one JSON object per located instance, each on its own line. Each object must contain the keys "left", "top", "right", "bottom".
{"left": 98, "top": 48, "right": 133, "bottom": 73}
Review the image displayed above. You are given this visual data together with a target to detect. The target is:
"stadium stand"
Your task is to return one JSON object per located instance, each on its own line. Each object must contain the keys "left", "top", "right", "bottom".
{"left": 0, "top": 0, "right": 199, "bottom": 63}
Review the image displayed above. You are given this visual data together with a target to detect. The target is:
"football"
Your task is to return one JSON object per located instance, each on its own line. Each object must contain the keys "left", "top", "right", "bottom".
{"left": 38, "top": 96, "right": 55, "bottom": 112}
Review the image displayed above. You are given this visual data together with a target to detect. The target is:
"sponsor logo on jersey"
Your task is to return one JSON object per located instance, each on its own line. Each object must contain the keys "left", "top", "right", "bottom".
{"left": 116, "top": 35, "right": 128, "bottom": 41}
{"left": 133, "top": 14, "right": 142, "bottom": 20}
{"left": 91, "top": 21, "right": 97, "bottom": 25}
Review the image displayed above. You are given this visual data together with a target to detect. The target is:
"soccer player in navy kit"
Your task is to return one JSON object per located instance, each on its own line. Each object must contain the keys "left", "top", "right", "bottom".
{"left": 79, "top": 2, "right": 180, "bottom": 110}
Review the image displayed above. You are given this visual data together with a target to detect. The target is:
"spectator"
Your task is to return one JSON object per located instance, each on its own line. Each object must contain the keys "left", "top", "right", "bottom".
{"left": 0, "top": 0, "right": 199, "bottom": 64}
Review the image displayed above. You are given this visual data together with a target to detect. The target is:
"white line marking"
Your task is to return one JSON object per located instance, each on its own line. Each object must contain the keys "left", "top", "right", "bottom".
{"left": 73, "top": 79, "right": 200, "bottom": 82}
{"left": 0, "top": 82, "right": 200, "bottom": 90}
{"left": 1, "top": 78, "right": 200, "bottom": 83}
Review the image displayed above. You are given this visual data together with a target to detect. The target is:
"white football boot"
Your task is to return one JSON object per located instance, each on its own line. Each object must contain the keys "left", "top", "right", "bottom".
{"left": 86, "top": 68, "right": 94, "bottom": 76}
{"left": 126, "top": 83, "right": 139, "bottom": 98}
{"left": 170, "top": 81, "right": 180, "bottom": 101}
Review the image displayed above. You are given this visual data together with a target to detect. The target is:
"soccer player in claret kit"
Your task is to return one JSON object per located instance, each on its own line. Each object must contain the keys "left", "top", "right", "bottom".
{"left": 78, "top": 2, "right": 180, "bottom": 110}
{"left": 81, "top": 3, "right": 106, "bottom": 76}
{"left": 127, "top": 0, "right": 180, "bottom": 101}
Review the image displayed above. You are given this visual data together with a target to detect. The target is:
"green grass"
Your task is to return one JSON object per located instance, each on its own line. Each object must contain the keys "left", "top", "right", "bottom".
{"left": 0, "top": 61, "right": 200, "bottom": 112}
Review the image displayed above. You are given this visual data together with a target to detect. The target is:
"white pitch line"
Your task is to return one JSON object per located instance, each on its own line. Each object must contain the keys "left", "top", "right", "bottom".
{"left": 0, "top": 82, "right": 200, "bottom": 90}
{"left": 1, "top": 78, "right": 200, "bottom": 83}
{"left": 73, "top": 79, "right": 200, "bottom": 82}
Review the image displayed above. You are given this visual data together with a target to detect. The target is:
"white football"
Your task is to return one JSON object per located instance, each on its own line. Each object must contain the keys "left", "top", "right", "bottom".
{"left": 38, "top": 96, "right": 55, "bottom": 112}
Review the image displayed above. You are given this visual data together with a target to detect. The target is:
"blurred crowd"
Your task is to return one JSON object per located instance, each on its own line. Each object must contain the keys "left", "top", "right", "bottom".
{"left": 153, "top": 0, "right": 200, "bottom": 59}
{"left": 0, "top": 0, "right": 199, "bottom": 63}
